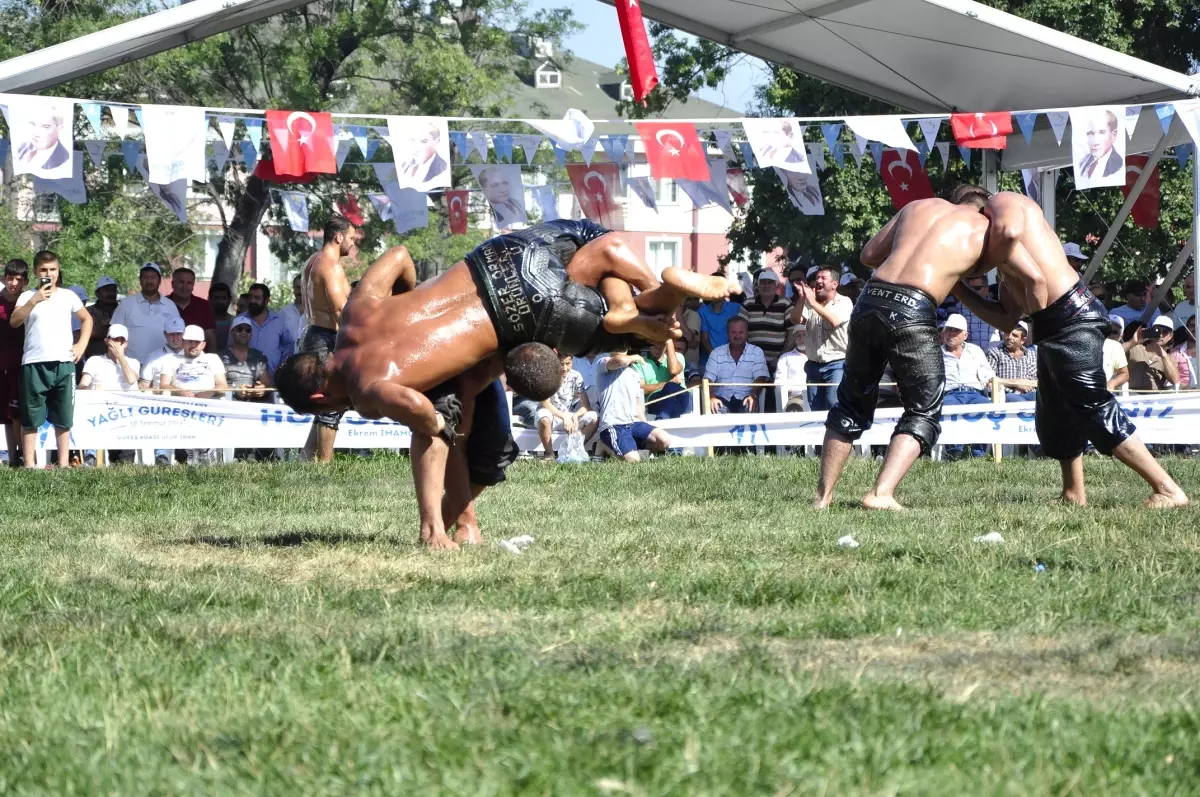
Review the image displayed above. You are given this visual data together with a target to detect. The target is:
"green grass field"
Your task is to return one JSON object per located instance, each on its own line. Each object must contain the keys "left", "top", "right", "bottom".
{"left": 2, "top": 454, "right": 1199, "bottom": 795}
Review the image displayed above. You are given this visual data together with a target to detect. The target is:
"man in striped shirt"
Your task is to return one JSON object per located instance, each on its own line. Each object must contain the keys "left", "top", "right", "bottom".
{"left": 738, "top": 269, "right": 792, "bottom": 374}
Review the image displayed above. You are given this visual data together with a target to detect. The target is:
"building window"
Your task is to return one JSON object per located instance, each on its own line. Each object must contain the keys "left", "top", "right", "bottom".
{"left": 620, "top": 81, "right": 634, "bottom": 101}
{"left": 655, "top": 179, "right": 678, "bottom": 205}
{"left": 536, "top": 67, "right": 561, "bottom": 88}
{"left": 647, "top": 239, "right": 681, "bottom": 278}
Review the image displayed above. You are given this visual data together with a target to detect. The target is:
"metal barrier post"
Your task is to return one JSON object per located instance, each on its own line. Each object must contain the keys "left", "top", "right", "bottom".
{"left": 700, "top": 378, "right": 714, "bottom": 458}
{"left": 991, "top": 376, "right": 1004, "bottom": 463}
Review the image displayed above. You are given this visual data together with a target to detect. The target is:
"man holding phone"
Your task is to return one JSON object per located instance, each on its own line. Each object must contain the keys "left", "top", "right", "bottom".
{"left": 8, "top": 251, "right": 92, "bottom": 468}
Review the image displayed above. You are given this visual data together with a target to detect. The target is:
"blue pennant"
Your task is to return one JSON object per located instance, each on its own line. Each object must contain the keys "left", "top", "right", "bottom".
{"left": 133, "top": 107, "right": 143, "bottom": 128}
{"left": 738, "top": 142, "right": 756, "bottom": 168}
{"left": 0, "top": 139, "right": 8, "bottom": 169}
{"left": 348, "top": 125, "right": 369, "bottom": 156}
{"left": 82, "top": 102, "right": 104, "bottom": 135}
{"left": 820, "top": 123, "right": 843, "bottom": 154}
{"left": 240, "top": 140, "right": 258, "bottom": 172}
{"left": 364, "top": 139, "right": 381, "bottom": 161}
{"left": 1155, "top": 104, "right": 1176, "bottom": 135}
{"left": 613, "top": 134, "right": 631, "bottom": 162}
{"left": 120, "top": 141, "right": 141, "bottom": 172}
{"left": 1175, "top": 143, "right": 1193, "bottom": 168}
{"left": 552, "top": 143, "right": 567, "bottom": 165}
{"left": 1014, "top": 112, "right": 1037, "bottom": 146}
{"left": 867, "top": 142, "right": 884, "bottom": 168}
{"left": 915, "top": 140, "right": 928, "bottom": 167}
{"left": 449, "top": 131, "right": 468, "bottom": 162}
{"left": 830, "top": 144, "right": 844, "bottom": 167}
{"left": 244, "top": 119, "right": 264, "bottom": 151}
{"left": 493, "top": 134, "right": 514, "bottom": 163}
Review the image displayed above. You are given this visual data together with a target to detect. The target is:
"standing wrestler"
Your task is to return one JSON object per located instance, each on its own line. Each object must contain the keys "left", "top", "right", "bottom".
{"left": 949, "top": 187, "right": 1186, "bottom": 508}
{"left": 813, "top": 196, "right": 1013, "bottom": 510}
{"left": 299, "top": 217, "right": 358, "bottom": 462}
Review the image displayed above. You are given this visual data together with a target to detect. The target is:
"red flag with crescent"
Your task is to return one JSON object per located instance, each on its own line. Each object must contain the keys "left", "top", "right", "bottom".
{"left": 950, "top": 112, "right": 1012, "bottom": 150}
{"left": 566, "top": 163, "right": 624, "bottom": 231}
{"left": 336, "top": 195, "right": 365, "bottom": 226}
{"left": 1120, "top": 155, "right": 1160, "bottom": 228}
{"left": 265, "top": 109, "right": 337, "bottom": 177}
{"left": 879, "top": 149, "right": 934, "bottom": 210}
{"left": 616, "top": 0, "right": 659, "bottom": 103}
{"left": 726, "top": 167, "right": 749, "bottom": 207}
{"left": 446, "top": 189, "right": 469, "bottom": 235}
{"left": 634, "top": 122, "right": 711, "bottom": 181}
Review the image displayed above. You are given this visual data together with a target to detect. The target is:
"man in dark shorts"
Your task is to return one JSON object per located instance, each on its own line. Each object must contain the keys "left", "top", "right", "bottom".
{"left": 299, "top": 217, "right": 358, "bottom": 462}
{"left": 813, "top": 197, "right": 997, "bottom": 510}
{"left": 1, "top": 259, "right": 29, "bottom": 465}
{"left": 950, "top": 187, "right": 1186, "bottom": 508}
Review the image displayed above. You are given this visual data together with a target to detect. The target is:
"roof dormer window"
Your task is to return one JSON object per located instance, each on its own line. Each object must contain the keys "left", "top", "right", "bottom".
{"left": 620, "top": 81, "right": 634, "bottom": 101}
{"left": 536, "top": 62, "right": 561, "bottom": 88}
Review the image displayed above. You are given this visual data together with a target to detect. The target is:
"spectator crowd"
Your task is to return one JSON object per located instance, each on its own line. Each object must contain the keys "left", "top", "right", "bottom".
{"left": 1, "top": 241, "right": 1197, "bottom": 468}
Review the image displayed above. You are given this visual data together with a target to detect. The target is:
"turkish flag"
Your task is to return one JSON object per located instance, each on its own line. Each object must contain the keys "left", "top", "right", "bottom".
{"left": 726, "top": 167, "right": 749, "bottom": 207}
{"left": 265, "top": 110, "right": 337, "bottom": 177}
{"left": 950, "top": 112, "right": 1013, "bottom": 150}
{"left": 879, "top": 149, "right": 934, "bottom": 210}
{"left": 566, "top": 163, "right": 623, "bottom": 231}
{"left": 1121, "top": 155, "right": 1160, "bottom": 228}
{"left": 253, "top": 158, "right": 319, "bottom": 185}
{"left": 336, "top": 195, "right": 365, "bottom": 226}
{"left": 615, "top": 0, "right": 659, "bottom": 103}
{"left": 635, "top": 122, "right": 711, "bottom": 181}
{"left": 446, "top": 189, "right": 469, "bottom": 235}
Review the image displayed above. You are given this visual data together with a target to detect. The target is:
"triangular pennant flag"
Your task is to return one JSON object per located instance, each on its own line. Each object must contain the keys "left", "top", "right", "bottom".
{"left": 131, "top": 107, "right": 143, "bottom": 129}
{"left": 867, "top": 142, "right": 883, "bottom": 169}
{"left": 915, "top": 140, "right": 928, "bottom": 167}
{"left": 580, "top": 137, "right": 600, "bottom": 166}
{"left": 244, "top": 119, "right": 264, "bottom": 151}
{"left": 715, "top": 129, "right": 733, "bottom": 158}
{"left": 852, "top": 134, "right": 867, "bottom": 159}
{"left": 1175, "top": 144, "right": 1193, "bottom": 168}
{"left": 807, "top": 142, "right": 825, "bottom": 171}
{"left": 109, "top": 106, "right": 131, "bottom": 138}
{"left": 1014, "top": 113, "right": 1037, "bottom": 145}
{"left": 627, "top": 175, "right": 657, "bottom": 212}
{"left": 850, "top": 143, "right": 865, "bottom": 168}
{"left": 1173, "top": 103, "right": 1200, "bottom": 146}
{"left": 240, "top": 140, "right": 258, "bottom": 172}
{"left": 737, "top": 142, "right": 756, "bottom": 168}
{"left": 364, "top": 139, "right": 381, "bottom": 161}
{"left": 1046, "top": 111, "right": 1069, "bottom": 145}
{"left": 82, "top": 102, "right": 103, "bottom": 135}
{"left": 493, "top": 134, "right": 514, "bottom": 163}
{"left": 449, "top": 131, "right": 468, "bottom": 162}
{"left": 212, "top": 140, "right": 230, "bottom": 172}
{"left": 349, "top": 125, "right": 369, "bottom": 156}
{"left": 373, "top": 162, "right": 397, "bottom": 186}
{"left": 844, "top": 116, "right": 916, "bottom": 151}
{"left": 84, "top": 140, "right": 108, "bottom": 167}
{"left": 612, "top": 134, "right": 631, "bottom": 163}
{"left": 530, "top": 184, "right": 560, "bottom": 221}
{"left": 216, "top": 115, "right": 235, "bottom": 149}
{"left": 0, "top": 139, "right": 8, "bottom": 172}
{"left": 820, "top": 123, "right": 843, "bottom": 153}
{"left": 552, "top": 144, "right": 567, "bottom": 165}
{"left": 1155, "top": 104, "right": 1175, "bottom": 135}
{"left": 120, "top": 140, "right": 141, "bottom": 172}
{"left": 917, "top": 118, "right": 941, "bottom": 145}
{"left": 935, "top": 142, "right": 950, "bottom": 164}
{"left": 34, "top": 157, "right": 87, "bottom": 205}
{"left": 0, "top": 106, "right": 7, "bottom": 128}
{"left": 958, "top": 145, "right": 973, "bottom": 168}
{"left": 389, "top": 188, "right": 429, "bottom": 234}
{"left": 600, "top": 136, "right": 623, "bottom": 163}
{"left": 367, "top": 192, "right": 392, "bottom": 221}
{"left": 1125, "top": 106, "right": 1142, "bottom": 140}
{"left": 830, "top": 144, "right": 844, "bottom": 167}
{"left": 512, "top": 134, "right": 542, "bottom": 164}
{"left": 335, "top": 139, "right": 353, "bottom": 171}
{"left": 280, "top": 191, "right": 309, "bottom": 232}
{"left": 468, "top": 131, "right": 489, "bottom": 162}
{"left": 677, "top": 178, "right": 714, "bottom": 210}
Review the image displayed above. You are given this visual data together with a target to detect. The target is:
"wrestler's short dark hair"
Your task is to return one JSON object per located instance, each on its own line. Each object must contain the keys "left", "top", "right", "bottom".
{"left": 504, "top": 343, "right": 563, "bottom": 401}
{"left": 274, "top": 352, "right": 329, "bottom": 414}
{"left": 324, "top": 216, "right": 355, "bottom": 244}
{"left": 949, "top": 185, "right": 992, "bottom": 208}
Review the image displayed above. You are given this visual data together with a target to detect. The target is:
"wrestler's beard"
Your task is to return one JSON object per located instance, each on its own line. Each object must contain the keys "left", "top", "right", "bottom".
{"left": 248, "top": 302, "right": 265, "bottom": 316}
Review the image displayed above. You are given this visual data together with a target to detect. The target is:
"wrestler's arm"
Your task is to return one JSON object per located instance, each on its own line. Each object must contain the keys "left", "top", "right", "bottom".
{"left": 951, "top": 281, "right": 1021, "bottom": 333}
{"left": 353, "top": 246, "right": 417, "bottom": 300}
{"left": 356, "top": 380, "right": 445, "bottom": 437}
{"left": 860, "top": 213, "right": 900, "bottom": 268}
{"left": 983, "top": 196, "right": 1048, "bottom": 307}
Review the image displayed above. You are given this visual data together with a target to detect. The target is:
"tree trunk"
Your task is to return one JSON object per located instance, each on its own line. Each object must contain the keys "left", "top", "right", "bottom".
{"left": 212, "top": 175, "right": 271, "bottom": 290}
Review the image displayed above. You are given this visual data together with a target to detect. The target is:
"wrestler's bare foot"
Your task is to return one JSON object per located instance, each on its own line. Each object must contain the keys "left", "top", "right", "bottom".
{"left": 1145, "top": 487, "right": 1188, "bottom": 509}
{"left": 420, "top": 529, "right": 460, "bottom": 550}
{"left": 862, "top": 492, "right": 905, "bottom": 511}
{"left": 660, "top": 267, "right": 741, "bottom": 300}
{"left": 1053, "top": 490, "right": 1087, "bottom": 507}
{"left": 452, "top": 524, "right": 484, "bottom": 545}
{"left": 812, "top": 496, "right": 832, "bottom": 510}
{"left": 623, "top": 313, "right": 675, "bottom": 342}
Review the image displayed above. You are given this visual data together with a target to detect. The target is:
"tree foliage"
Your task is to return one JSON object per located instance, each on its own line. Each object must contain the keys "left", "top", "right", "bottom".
{"left": 632, "top": 0, "right": 1200, "bottom": 284}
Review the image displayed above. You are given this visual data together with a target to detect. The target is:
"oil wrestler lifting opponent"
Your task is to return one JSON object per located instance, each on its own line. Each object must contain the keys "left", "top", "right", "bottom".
{"left": 948, "top": 187, "right": 1186, "bottom": 509}
{"left": 812, "top": 193, "right": 1006, "bottom": 510}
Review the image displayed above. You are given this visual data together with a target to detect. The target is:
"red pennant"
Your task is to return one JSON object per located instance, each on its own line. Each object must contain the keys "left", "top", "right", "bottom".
{"left": 879, "top": 149, "right": 935, "bottom": 210}
{"left": 726, "top": 167, "right": 749, "bottom": 207}
{"left": 634, "top": 122, "right": 711, "bottom": 181}
{"left": 336, "top": 195, "right": 365, "bottom": 226}
{"left": 253, "top": 158, "right": 319, "bottom": 184}
{"left": 1121, "top": 155, "right": 1160, "bottom": 229}
{"left": 265, "top": 110, "right": 337, "bottom": 177}
{"left": 566, "top": 163, "right": 623, "bottom": 231}
{"left": 615, "top": 0, "right": 659, "bottom": 103}
{"left": 446, "top": 190, "right": 469, "bottom": 235}
{"left": 950, "top": 112, "right": 1013, "bottom": 150}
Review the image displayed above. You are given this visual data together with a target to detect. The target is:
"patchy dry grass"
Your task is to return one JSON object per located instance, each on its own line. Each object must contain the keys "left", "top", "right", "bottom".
{"left": 1, "top": 454, "right": 1199, "bottom": 794}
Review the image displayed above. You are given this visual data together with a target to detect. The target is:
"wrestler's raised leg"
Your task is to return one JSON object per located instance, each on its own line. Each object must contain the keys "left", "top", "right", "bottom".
{"left": 1110, "top": 436, "right": 1189, "bottom": 508}
{"left": 599, "top": 278, "right": 681, "bottom": 342}
{"left": 632, "top": 267, "right": 740, "bottom": 317}
{"left": 412, "top": 433, "right": 458, "bottom": 550}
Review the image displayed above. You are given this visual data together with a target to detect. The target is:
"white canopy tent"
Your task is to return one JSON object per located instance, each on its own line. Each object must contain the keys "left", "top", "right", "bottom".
{"left": 0, "top": 0, "right": 313, "bottom": 94}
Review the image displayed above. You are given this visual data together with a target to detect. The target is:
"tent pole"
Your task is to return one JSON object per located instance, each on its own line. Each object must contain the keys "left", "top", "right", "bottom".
{"left": 1082, "top": 133, "right": 1171, "bottom": 283}
{"left": 1194, "top": 151, "right": 1199, "bottom": 325}
{"left": 982, "top": 149, "right": 999, "bottom": 193}
{"left": 1039, "top": 169, "right": 1056, "bottom": 227}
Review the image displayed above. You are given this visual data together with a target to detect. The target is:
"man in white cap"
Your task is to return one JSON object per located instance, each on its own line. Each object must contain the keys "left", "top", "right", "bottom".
{"left": 162, "top": 325, "right": 229, "bottom": 466}
{"left": 1126, "top": 315, "right": 1180, "bottom": 392}
{"left": 139, "top": 315, "right": 187, "bottom": 466}
{"left": 940, "top": 312, "right": 996, "bottom": 458}
{"left": 85, "top": 276, "right": 121, "bottom": 359}
{"left": 111, "top": 262, "right": 183, "bottom": 366}
{"left": 1063, "top": 242, "right": 1087, "bottom": 273}
{"left": 737, "top": 268, "right": 791, "bottom": 377}
{"left": 78, "top": 323, "right": 140, "bottom": 465}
